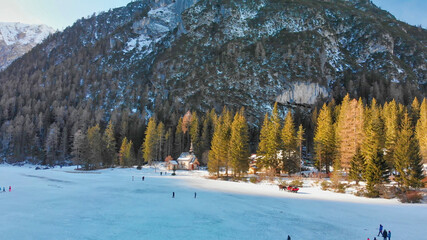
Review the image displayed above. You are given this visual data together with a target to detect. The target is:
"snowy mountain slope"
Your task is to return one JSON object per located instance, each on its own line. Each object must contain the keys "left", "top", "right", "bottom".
{"left": 0, "top": 22, "right": 54, "bottom": 70}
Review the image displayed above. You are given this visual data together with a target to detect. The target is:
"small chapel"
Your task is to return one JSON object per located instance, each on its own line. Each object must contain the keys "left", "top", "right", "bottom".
{"left": 176, "top": 143, "right": 200, "bottom": 170}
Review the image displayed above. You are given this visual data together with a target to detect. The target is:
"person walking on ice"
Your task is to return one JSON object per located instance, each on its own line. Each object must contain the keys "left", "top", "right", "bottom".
{"left": 142, "top": 176, "right": 145, "bottom": 181}
{"left": 194, "top": 192, "right": 197, "bottom": 198}
{"left": 388, "top": 230, "right": 391, "bottom": 240}
{"left": 9, "top": 186, "right": 11, "bottom": 192}
{"left": 172, "top": 192, "right": 175, "bottom": 198}
{"left": 378, "top": 224, "right": 383, "bottom": 236}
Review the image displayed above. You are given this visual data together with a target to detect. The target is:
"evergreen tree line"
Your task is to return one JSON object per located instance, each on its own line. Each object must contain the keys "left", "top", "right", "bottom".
{"left": 256, "top": 103, "right": 305, "bottom": 175}
{"left": 312, "top": 95, "right": 426, "bottom": 196}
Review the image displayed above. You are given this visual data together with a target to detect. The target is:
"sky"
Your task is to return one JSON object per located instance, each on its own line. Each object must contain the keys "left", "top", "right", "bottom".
{"left": 0, "top": 0, "right": 425, "bottom": 30}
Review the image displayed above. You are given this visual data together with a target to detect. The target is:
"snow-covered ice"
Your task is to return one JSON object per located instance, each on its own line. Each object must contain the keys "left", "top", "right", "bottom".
{"left": 1, "top": 165, "right": 426, "bottom": 240}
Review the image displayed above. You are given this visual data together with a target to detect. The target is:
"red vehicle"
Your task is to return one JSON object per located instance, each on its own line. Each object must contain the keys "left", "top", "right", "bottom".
{"left": 287, "top": 186, "right": 299, "bottom": 193}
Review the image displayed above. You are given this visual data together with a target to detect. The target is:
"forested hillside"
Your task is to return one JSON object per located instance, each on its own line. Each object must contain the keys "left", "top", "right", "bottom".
{"left": 0, "top": 0, "right": 426, "bottom": 164}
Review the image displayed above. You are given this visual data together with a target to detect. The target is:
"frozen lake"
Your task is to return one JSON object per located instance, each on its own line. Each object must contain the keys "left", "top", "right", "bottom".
{"left": 1, "top": 165, "right": 426, "bottom": 240}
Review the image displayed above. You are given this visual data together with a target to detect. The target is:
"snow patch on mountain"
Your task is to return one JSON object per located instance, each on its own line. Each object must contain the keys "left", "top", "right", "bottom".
{"left": 0, "top": 22, "right": 54, "bottom": 70}
{"left": 0, "top": 22, "right": 54, "bottom": 46}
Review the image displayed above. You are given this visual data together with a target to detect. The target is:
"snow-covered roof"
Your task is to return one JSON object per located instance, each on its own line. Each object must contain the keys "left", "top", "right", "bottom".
{"left": 169, "top": 160, "right": 178, "bottom": 165}
{"left": 177, "top": 152, "right": 197, "bottom": 163}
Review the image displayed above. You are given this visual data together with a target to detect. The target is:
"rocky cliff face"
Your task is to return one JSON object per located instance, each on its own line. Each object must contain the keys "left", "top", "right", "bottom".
{"left": 0, "top": 22, "right": 54, "bottom": 70}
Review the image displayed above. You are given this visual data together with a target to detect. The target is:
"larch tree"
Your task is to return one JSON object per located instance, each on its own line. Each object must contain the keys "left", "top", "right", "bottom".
{"left": 416, "top": 98, "right": 427, "bottom": 164}
{"left": 71, "top": 129, "right": 87, "bottom": 168}
{"left": 119, "top": 137, "right": 134, "bottom": 167}
{"left": 281, "top": 111, "right": 297, "bottom": 174}
{"left": 103, "top": 120, "right": 117, "bottom": 166}
{"left": 314, "top": 103, "right": 335, "bottom": 174}
{"left": 335, "top": 95, "right": 364, "bottom": 172}
{"left": 394, "top": 112, "right": 424, "bottom": 189}
{"left": 182, "top": 110, "right": 192, "bottom": 149}
{"left": 229, "top": 109, "right": 250, "bottom": 176}
{"left": 87, "top": 124, "right": 103, "bottom": 169}
{"left": 142, "top": 117, "right": 157, "bottom": 164}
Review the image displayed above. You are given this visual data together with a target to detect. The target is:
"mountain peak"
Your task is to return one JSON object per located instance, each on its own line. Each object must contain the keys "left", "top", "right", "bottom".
{"left": 0, "top": 22, "right": 55, "bottom": 70}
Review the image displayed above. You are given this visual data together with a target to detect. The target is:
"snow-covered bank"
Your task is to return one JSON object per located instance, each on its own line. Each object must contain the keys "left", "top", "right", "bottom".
{"left": 1, "top": 165, "right": 426, "bottom": 240}
{"left": 179, "top": 174, "right": 402, "bottom": 205}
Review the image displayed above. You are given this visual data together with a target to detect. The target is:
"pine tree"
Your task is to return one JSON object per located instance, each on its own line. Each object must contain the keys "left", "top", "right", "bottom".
{"left": 382, "top": 100, "right": 399, "bottom": 169}
{"left": 257, "top": 103, "right": 281, "bottom": 173}
{"left": 164, "top": 128, "right": 173, "bottom": 158}
{"left": 142, "top": 117, "right": 157, "bottom": 164}
{"left": 314, "top": 103, "right": 335, "bottom": 174}
{"left": 416, "top": 98, "right": 427, "bottom": 164}
{"left": 208, "top": 107, "right": 232, "bottom": 176}
{"left": 189, "top": 111, "right": 201, "bottom": 158}
{"left": 103, "top": 120, "right": 116, "bottom": 166}
{"left": 348, "top": 147, "right": 365, "bottom": 185}
{"left": 174, "top": 117, "right": 184, "bottom": 158}
{"left": 229, "top": 109, "right": 250, "bottom": 176}
{"left": 410, "top": 97, "right": 420, "bottom": 127}
{"left": 156, "top": 121, "right": 165, "bottom": 161}
{"left": 394, "top": 112, "right": 424, "bottom": 189}
{"left": 208, "top": 119, "right": 222, "bottom": 176}
{"left": 221, "top": 108, "right": 233, "bottom": 176}
{"left": 296, "top": 124, "right": 305, "bottom": 174}
{"left": 200, "top": 109, "right": 216, "bottom": 164}
{"left": 364, "top": 150, "right": 388, "bottom": 197}
{"left": 120, "top": 110, "right": 129, "bottom": 144}
{"left": 362, "top": 100, "right": 388, "bottom": 196}
{"left": 281, "top": 111, "right": 297, "bottom": 174}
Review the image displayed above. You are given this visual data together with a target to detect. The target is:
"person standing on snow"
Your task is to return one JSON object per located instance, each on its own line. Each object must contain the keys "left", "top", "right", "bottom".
{"left": 382, "top": 229, "right": 387, "bottom": 240}
{"left": 172, "top": 192, "right": 175, "bottom": 198}
{"left": 287, "top": 235, "right": 291, "bottom": 240}
{"left": 378, "top": 224, "right": 383, "bottom": 236}
{"left": 388, "top": 230, "right": 391, "bottom": 240}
